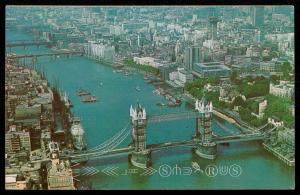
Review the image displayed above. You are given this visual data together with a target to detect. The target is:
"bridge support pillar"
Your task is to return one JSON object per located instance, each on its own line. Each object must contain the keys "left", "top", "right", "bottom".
{"left": 129, "top": 104, "right": 151, "bottom": 168}
{"left": 193, "top": 97, "right": 217, "bottom": 160}
{"left": 194, "top": 142, "right": 217, "bottom": 160}
{"left": 129, "top": 150, "right": 151, "bottom": 169}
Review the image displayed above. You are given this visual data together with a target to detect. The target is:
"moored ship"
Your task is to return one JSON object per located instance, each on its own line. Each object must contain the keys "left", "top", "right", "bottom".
{"left": 80, "top": 95, "right": 97, "bottom": 102}
{"left": 76, "top": 88, "right": 91, "bottom": 96}
{"left": 63, "top": 91, "right": 73, "bottom": 108}
{"left": 70, "top": 118, "right": 86, "bottom": 151}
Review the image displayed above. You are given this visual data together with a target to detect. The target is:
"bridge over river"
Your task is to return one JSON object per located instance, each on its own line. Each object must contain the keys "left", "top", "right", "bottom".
{"left": 6, "top": 40, "right": 53, "bottom": 48}
{"left": 58, "top": 100, "right": 276, "bottom": 168}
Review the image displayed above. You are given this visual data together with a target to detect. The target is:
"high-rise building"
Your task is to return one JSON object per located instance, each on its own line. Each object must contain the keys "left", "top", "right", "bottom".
{"left": 175, "top": 40, "right": 180, "bottom": 56}
{"left": 137, "top": 34, "right": 141, "bottom": 47}
{"left": 87, "top": 41, "right": 115, "bottom": 62}
{"left": 192, "top": 47, "right": 201, "bottom": 65}
{"left": 252, "top": 6, "right": 265, "bottom": 28}
{"left": 184, "top": 47, "right": 192, "bottom": 70}
{"left": 254, "top": 29, "right": 261, "bottom": 42}
{"left": 184, "top": 46, "right": 202, "bottom": 71}
{"left": 209, "top": 16, "right": 220, "bottom": 40}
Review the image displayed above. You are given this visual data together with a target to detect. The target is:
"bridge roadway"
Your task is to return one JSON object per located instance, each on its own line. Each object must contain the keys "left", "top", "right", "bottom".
{"left": 62, "top": 133, "right": 264, "bottom": 161}
{"left": 148, "top": 110, "right": 263, "bottom": 132}
{"left": 215, "top": 133, "right": 265, "bottom": 144}
{"left": 6, "top": 41, "right": 52, "bottom": 48}
{"left": 147, "top": 111, "right": 201, "bottom": 123}
{"left": 60, "top": 147, "right": 133, "bottom": 160}
{"left": 6, "top": 51, "right": 84, "bottom": 60}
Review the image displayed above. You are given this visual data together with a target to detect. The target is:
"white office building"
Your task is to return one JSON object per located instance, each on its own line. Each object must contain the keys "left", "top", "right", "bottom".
{"left": 87, "top": 41, "right": 115, "bottom": 62}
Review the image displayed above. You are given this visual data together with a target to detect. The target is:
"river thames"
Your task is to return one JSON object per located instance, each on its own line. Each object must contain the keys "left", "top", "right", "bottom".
{"left": 6, "top": 30, "right": 295, "bottom": 189}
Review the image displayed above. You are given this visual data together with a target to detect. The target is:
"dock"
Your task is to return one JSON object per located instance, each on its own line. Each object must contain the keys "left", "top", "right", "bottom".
{"left": 263, "top": 143, "right": 295, "bottom": 166}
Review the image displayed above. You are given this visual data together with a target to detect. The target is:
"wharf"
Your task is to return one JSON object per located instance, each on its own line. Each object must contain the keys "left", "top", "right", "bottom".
{"left": 263, "top": 143, "right": 295, "bottom": 166}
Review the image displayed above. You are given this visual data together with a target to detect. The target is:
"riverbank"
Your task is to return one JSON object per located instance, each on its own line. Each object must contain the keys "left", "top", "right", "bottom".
{"left": 183, "top": 92, "right": 257, "bottom": 132}
{"left": 5, "top": 56, "right": 79, "bottom": 189}
{"left": 6, "top": 29, "right": 295, "bottom": 190}
{"left": 123, "top": 58, "right": 160, "bottom": 75}
{"left": 263, "top": 143, "right": 295, "bottom": 166}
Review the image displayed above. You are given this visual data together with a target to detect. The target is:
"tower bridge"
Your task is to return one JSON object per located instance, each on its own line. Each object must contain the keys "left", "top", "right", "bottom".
{"left": 59, "top": 97, "right": 275, "bottom": 168}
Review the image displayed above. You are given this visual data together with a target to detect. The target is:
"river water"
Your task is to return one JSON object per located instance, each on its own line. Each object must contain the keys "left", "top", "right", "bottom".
{"left": 6, "top": 30, "right": 295, "bottom": 189}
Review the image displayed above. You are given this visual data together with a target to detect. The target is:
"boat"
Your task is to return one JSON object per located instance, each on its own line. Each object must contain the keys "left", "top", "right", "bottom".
{"left": 165, "top": 94, "right": 172, "bottom": 100}
{"left": 135, "top": 86, "right": 141, "bottom": 92}
{"left": 70, "top": 118, "right": 86, "bottom": 151}
{"left": 81, "top": 95, "right": 97, "bottom": 102}
{"left": 100, "top": 82, "right": 103, "bottom": 86}
{"left": 156, "top": 102, "right": 166, "bottom": 107}
{"left": 76, "top": 88, "right": 91, "bottom": 96}
{"left": 63, "top": 92, "right": 73, "bottom": 108}
{"left": 69, "top": 101, "right": 73, "bottom": 107}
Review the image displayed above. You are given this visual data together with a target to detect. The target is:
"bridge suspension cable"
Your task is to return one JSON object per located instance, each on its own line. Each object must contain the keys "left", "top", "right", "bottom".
{"left": 257, "top": 123, "right": 270, "bottom": 131}
{"left": 264, "top": 125, "right": 277, "bottom": 134}
{"left": 88, "top": 129, "right": 131, "bottom": 156}
{"left": 85, "top": 122, "right": 130, "bottom": 152}
{"left": 69, "top": 129, "right": 131, "bottom": 159}
{"left": 215, "top": 120, "right": 240, "bottom": 135}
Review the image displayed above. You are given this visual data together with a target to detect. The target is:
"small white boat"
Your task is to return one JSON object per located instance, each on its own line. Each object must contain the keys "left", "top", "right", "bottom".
{"left": 135, "top": 86, "right": 141, "bottom": 92}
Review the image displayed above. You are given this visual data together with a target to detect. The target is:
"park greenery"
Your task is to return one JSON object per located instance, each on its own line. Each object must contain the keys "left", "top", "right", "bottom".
{"left": 185, "top": 72, "right": 294, "bottom": 128}
{"left": 230, "top": 94, "right": 293, "bottom": 128}
{"left": 185, "top": 77, "right": 229, "bottom": 109}
{"left": 280, "top": 61, "right": 293, "bottom": 81}
{"left": 264, "top": 94, "right": 294, "bottom": 128}
{"left": 237, "top": 76, "right": 270, "bottom": 98}
{"left": 239, "top": 106, "right": 266, "bottom": 127}
{"left": 123, "top": 58, "right": 159, "bottom": 75}
{"left": 230, "top": 71, "right": 270, "bottom": 98}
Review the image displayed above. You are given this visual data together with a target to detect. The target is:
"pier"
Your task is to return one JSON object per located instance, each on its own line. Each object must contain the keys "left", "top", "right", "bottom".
{"left": 263, "top": 143, "right": 295, "bottom": 166}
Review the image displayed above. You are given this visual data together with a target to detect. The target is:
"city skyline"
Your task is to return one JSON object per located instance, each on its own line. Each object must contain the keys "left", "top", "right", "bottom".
{"left": 5, "top": 5, "right": 295, "bottom": 190}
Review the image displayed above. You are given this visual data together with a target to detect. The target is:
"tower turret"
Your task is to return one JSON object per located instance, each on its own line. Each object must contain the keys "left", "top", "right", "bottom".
{"left": 193, "top": 97, "right": 217, "bottom": 159}
{"left": 130, "top": 104, "right": 147, "bottom": 152}
{"left": 129, "top": 104, "right": 151, "bottom": 168}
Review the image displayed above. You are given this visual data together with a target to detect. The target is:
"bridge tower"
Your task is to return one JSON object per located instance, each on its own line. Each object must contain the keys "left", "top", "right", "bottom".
{"left": 193, "top": 97, "right": 217, "bottom": 159}
{"left": 129, "top": 104, "right": 151, "bottom": 168}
